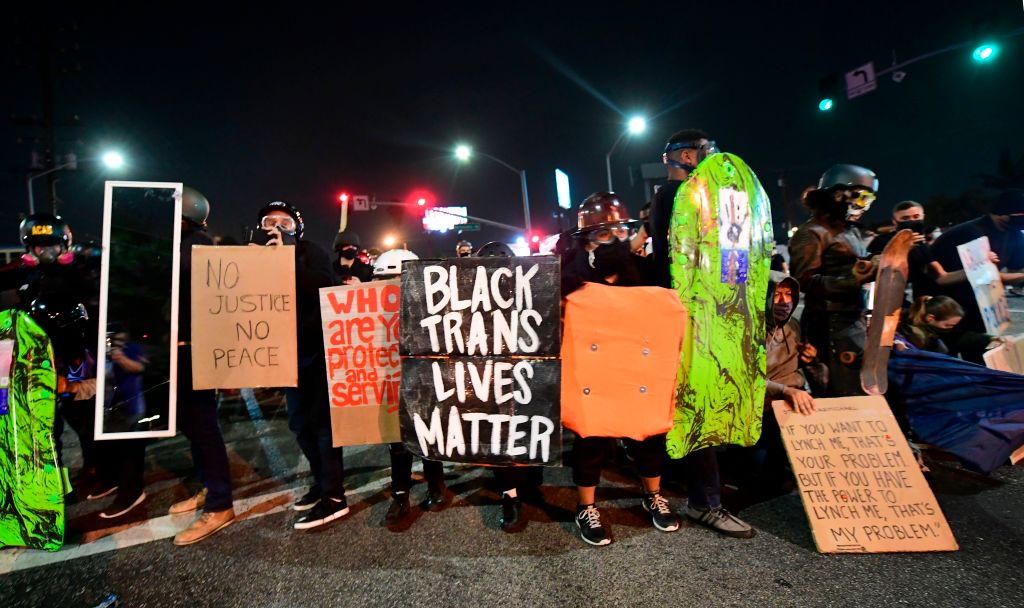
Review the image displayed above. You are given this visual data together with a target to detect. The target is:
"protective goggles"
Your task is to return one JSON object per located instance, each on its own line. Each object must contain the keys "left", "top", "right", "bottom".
{"left": 582, "top": 223, "right": 637, "bottom": 244}
{"left": 260, "top": 215, "right": 298, "bottom": 232}
{"left": 664, "top": 140, "right": 719, "bottom": 155}
{"left": 844, "top": 189, "right": 876, "bottom": 209}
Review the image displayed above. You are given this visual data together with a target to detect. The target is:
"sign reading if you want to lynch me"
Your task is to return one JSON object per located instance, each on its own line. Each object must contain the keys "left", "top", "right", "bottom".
{"left": 399, "top": 256, "right": 561, "bottom": 466}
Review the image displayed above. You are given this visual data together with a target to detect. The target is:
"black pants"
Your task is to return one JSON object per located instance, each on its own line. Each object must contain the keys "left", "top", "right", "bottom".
{"left": 177, "top": 346, "right": 233, "bottom": 512}
{"left": 572, "top": 434, "right": 667, "bottom": 487}
{"left": 493, "top": 466, "right": 544, "bottom": 494}
{"left": 55, "top": 396, "right": 98, "bottom": 474}
{"left": 285, "top": 355, "right": 346, "bottom": 499}
{"left": 388, "top": 442, "right": 444, "bottom": 493}
{"left": 96, "top": 438, "right": 147, "bottom": 498}
{"left": 805, "top": 311, "right": 866, "bottom": 397}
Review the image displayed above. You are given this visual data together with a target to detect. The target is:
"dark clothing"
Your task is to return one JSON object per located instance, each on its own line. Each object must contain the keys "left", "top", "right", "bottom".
{"left": 493, "top": 466, "right": 544, "bottom": 494}
{"left": 177, "top": 345, "right": 232, "bottom": 512}
{"left": 286, "top": 355, "right": 345, "bottom": 499}
{"left": 931, "top": 215, "right": 1024, "bottom": 333}
{"left": 294, "top": 241, "right": 336, "bottom": 356}
{"left": 648, "top": 179, "right": 685, "bottom": 288}
{"left": 684, "top": 447, "right": 722, "bottom": 510}
{"left": 388, "top": 442, "right": 444, "bottom": 494}
{"left": 571, "top": 434, "right": 667, "bottom": 487}
{"left": 333, "top": 259, "right": 374, "bottom": 286}
{"left": 868, "top": 232, "right": 937, "bottom": 301}
{"left": 178, "top": 229, "right": 213, "bottom": 343}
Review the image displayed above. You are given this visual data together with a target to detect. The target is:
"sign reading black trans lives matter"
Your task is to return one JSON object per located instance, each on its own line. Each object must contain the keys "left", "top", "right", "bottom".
{"left": 399, "top": 256, "right": 561, "bottom": 466}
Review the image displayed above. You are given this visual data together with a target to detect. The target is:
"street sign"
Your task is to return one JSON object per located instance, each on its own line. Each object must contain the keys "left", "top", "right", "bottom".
{"left": 845, "top": 62, "right": 877, "bottom": 99}
{"left": 353, "top": 195, "right": 370, "bottom": 211}
{"left": 454, "top": 222, "right": 480, "bottom": 232}
{"left": 555, "top": 169, "right": 572, "bottom": 210}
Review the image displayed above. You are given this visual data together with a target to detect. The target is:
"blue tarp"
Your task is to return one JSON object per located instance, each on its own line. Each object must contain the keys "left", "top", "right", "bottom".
{"left": 888, "top": 340, "right": 1024, "bottom": 474}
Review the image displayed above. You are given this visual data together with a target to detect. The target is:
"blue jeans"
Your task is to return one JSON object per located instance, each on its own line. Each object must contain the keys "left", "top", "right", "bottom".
{"left": 684, "top": 447, "right": 721, "bottom": 510}
{"left": 285, "top": 355, "right": 345, "bottom": 499}
{"left": 178, "top": 346, "right": 233, "bottom": 512}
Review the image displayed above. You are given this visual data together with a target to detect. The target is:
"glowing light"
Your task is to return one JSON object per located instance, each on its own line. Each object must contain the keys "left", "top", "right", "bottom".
{"left": 818, "top": 98, "right": 834, "bottom": 112}
{"left": 972, "top": 44, "right": 998, "bottom": 63}
{"left": 627, "top": 116, "right": 646, "bottom": 134}
{"left": 102, "top": 151, "right": 125, "bottom": 168}
{"left": 455, "top": 144, "right": 472, "bottom": 161}
{"left": 383, "top": 235, "right": 398, "bottom": 248}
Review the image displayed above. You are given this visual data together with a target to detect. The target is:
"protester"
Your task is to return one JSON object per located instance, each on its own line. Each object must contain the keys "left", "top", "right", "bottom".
{"left": 455, "top": 240, "right": 473, "bottom": 257}
{"left": 332, "top": 231, "right": 374, "bottom": 285}
{"left": 897, "top": 296, "right": 969, "bottom": 355}
{"left": 868, "top": 201, "right": 940, "bottom": 300}
{"left": 649, "top": 129, "right": 758, "bottom": 539}
{"left": 254, "top": 201, "right": 349, "bottom": 530}
{"left": 789, "top": 164, "right": 880, "bottom": 396}
{"left": 563, "top": 192, "right": 681, "bottom": 546}
{"left": 170, "top": 188, "right": 236, "bottom": 545}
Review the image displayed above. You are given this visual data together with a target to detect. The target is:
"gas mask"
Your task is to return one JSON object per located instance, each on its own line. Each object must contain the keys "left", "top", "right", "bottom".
{"left": 833, "top": 188, "right": 876, "bottom": 222}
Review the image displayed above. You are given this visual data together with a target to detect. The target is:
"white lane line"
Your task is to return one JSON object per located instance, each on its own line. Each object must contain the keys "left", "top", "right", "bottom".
{"left": 0, "top": 470, "right": 393, "bottom": 575}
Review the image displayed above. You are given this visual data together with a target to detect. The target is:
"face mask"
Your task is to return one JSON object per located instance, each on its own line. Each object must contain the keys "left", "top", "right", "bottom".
{"left": 588, "top": 239, "right": 632, "bottom": 278}
{"left": 458, "top": 251, "right": 472, "bottom": 258}
{"left": 773, "top": 302, "right": 794, "bottom": 323}
{"left": 339, "top": 247, "right": 357, "bottom": 260}
{"left": 928, "top": 324, "right": 954, "bottom": 334}
{"left": 34, "top": 246, "right": 62, "bottom": 264}
{"left": 896, "top": 220, "right": 925, "bottom": 234}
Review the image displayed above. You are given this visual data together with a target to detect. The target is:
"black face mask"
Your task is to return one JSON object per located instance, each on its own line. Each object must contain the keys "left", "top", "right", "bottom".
{"left": 339, "top": 247, "right": 357, "bottom": 260}
{"left": 458, "top": 251, "right": 472, "bottom": 258}
{"left": 896, "top": 220, "right": 926, "bottom": 234}
{"left": 589, "top": 239, "right": 632, "bottom": 278}
{"left": 773, "top": 302, "right": 794, "bottom": 323}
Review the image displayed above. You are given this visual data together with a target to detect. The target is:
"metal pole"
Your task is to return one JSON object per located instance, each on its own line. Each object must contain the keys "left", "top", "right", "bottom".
{"left": 519, "top": 169, "right": 531, "bottom": 233}
{"left": 27, "top": 175, "right": 35, "bottom": 214}
{"left": 605, "top": 152, "right": 614, "bottom": 192}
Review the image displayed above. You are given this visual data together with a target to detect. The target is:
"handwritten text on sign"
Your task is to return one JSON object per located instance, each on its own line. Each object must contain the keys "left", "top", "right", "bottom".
{"left": 957, "top": 236, "right": 1010, "bottom": 335}
{"left": 773, "top": 396, "right": 957, "bottom": 553}
{"left": 320, "top": 280, "right": 401, "bottom": 446}
{"left": 191, "top": 246, "right": 297, "bottom": 389}
{"left": 399, "top": 257, "right": 561, "bottom": 465}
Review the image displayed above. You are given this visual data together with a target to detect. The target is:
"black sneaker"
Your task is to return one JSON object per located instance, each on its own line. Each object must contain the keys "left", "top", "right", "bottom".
{"left": 292, "top": 487, "right": 321, "bottom": 512}
{"left": 294, "top": 496, "right": 349, "bottom": 530}
{"left": 99, "top": 491, "right": 146, "bottom": 519}
{"left": 499, "top": 494, "right": 525, "bottom": 533}
{"left": 384, "top": 492, "right": 411, "bottom": 527}
{"left": 685, "top": 505, "right": 756, "bottom": 539}
{"left": 575, "top": 504, "right": 611, "bottom": 546}
{"left": 642, "top": 492, "right": 681, "bottom": 532}
{"left": 422, "top": 486, "right": 449, "bottom": 512}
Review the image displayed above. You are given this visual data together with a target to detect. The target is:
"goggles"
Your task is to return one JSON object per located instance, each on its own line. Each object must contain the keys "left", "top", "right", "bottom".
{"left": 260, "top": 215, "right": 298, "bottom": 232}
{"left": 664, "top": 139, "right": 719, "bottom": 155}
{"left": 583, "top": 223, "right": 637, "bottom": 245}
{"left": 844, "top": 189, "right": 876, "bottom": 209}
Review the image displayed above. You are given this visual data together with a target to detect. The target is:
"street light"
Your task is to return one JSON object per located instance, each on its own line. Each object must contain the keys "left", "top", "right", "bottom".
{"left": 383, "top": 234, "right": 398, "bottom": 248}
{"left": 27, "top": 149, "right": 126, "bottom": 214}
{"left": 454, "top": 143, "right": 531, "bottom": 232}
{"left": 972, "top": 43, "right": 998, "bottom": 63}
{"left": 606, "top": 115, "right": 647, "bottom": 192}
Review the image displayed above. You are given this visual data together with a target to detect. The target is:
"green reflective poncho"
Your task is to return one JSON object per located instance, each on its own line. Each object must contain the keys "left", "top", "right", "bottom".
{"left": 0, "top": 309, "right": 64, "bottom": 551}
{"left": 667, "top": 153, "right": 773, "bottom": 459}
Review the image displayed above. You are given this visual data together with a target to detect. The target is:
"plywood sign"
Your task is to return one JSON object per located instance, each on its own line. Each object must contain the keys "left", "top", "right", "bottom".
{"left": 773, "top": 395, "right": 958, "bottom": 553}
{"left": 191, "top": 246, "right": 298, "bottom": 389}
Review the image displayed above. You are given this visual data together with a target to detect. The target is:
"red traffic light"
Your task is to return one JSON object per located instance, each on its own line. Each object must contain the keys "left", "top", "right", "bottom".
{"left": 528, "top": 232, "right": 542, "bottom": 254}
{"left": 417, "top": 198, "right": 427, "bottom": 206}
{"left": 338, "top": 192, "right": 350, "bottom": 204}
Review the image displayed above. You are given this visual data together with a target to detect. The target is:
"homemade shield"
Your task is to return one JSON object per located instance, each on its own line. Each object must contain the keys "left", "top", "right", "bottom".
{"left": 667, "top": 153, "right": 773, "bottom": 458}
{"left": 95, "top": 182, "right": 181, "bottom": 439}
{"left": 560, "top": 283, "right": 685, "bottom": 440}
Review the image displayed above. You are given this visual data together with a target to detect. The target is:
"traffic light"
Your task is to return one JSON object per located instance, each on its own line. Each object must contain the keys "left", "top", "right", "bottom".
{"left": 972, "top": 43, "right": 998, "bottom": 63}
{"left": 818, "top": 74, "right": 839, "bottom": 112}
{"left": 528, "top": 232, "right": 541, "bottom": 254}
{"left": 338, "top": 192, "right": 349, "bottom": 204}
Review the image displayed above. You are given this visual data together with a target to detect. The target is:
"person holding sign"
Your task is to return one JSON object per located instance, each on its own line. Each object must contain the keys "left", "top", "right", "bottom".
{"left": 562, "top": 193, "right": 681, "bottom": 547}
{"left": 254, "top": 202, "right": 351, "bottom": 530}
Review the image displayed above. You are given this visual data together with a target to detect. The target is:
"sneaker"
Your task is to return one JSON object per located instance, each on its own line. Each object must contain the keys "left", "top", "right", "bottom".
{"left": 86, "top": 482, "right": 119, "bottom": 501}
{"left": 173, "top": 509, "right": 235, "bottom": 546}
{"left": 499, "top": 494, "right": 525, "bottom": 533}
{"left": 685, "top": 505, "right": 756, "bottom": 539}
{"left": 575, "top": 504, "right": 611, "bottom": 546}
{"left": 169, "top": 488, "right": 207, "bottom": 515}
{"left": 642, "top": 492, "right": 681, "bottom": 532}
{"left": 99, "top": 491, "right": 146, "bottom": 519}
{"left": 422, "top": 486, "right": 449, "bottom": 512}
{"left": 294, "top": 496, "right": 349, "bottom": 530}
{"left": 292, "top": 487, "right": 321, "bottom": 512}
{"left": 384, "top": 493, "right": 411, "bottom": 527}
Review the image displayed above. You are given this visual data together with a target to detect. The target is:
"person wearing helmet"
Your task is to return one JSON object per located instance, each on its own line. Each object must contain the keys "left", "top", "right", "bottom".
{"left": 170, "top": 187, "right": 237, "bottom": 544}
{"left": 332, "top": 231, "right": 373, "bottom": 285}
{"left": 455, "top": 240, "right": 473, "bottom": 257}
{"left": 562, "top": 192, "right": 680, "bottom": 547}
{"left": 372, "top": 248, "right": 420, "bottom": 279}
{"left": 474, "top": 241, "right": 515, "bottom": 258}
{"left": 254, "top": 201, "right": 350, "bottom": 530}
{"left": 789, "top": 164, "right": 880, "bottom": 396}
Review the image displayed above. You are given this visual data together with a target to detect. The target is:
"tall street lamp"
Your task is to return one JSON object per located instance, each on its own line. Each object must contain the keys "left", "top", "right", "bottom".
{"left": 605, "top": 116, "right": 646, "bottom": 192}
{"left": 27, "top": 150, "right": 126, "bottom": 214}
{"left": 454, "top": 143, "right": 532, "bottom": 232}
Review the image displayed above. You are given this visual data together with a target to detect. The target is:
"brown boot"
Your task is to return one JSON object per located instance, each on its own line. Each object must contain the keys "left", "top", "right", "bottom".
{"left": 169, "top": 488, "right": 207, "bottom": 515}
{"left": 173, "top": 509, "right": 235, "bottom": 546}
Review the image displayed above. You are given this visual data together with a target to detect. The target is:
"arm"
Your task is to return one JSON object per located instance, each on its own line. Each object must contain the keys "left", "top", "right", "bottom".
{"left": 788, "top": 227, "right": 865, "bottom": 301}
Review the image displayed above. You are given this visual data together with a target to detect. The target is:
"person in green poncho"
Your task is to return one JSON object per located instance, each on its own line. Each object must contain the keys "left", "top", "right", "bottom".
{"left": 648, "top": 129, "right": 772, "bottom": 539}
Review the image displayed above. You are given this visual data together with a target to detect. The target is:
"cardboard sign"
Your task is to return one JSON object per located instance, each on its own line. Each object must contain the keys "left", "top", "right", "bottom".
{"left": 400, "top": 357, "right": 560, "bottom": 465}
{"left": 773, "top": 396, "right": 958, "bottom": 553}
{"left": 982, "top": 332, "right": 1024, "bottom": 373}
{"left": 399, "top": 256, "right": 561, "bottom": 465}
{"left": 320, "top": 280, "right": 401, "bottom": 447}
{"left": 957, "top": 236, "right": 1010, "bottom": 335}
{"left": 561, "top": 283, "right": 685, "bottom": 440}
{"left": 191, "top": 246, "right": 298, "bottom": 389}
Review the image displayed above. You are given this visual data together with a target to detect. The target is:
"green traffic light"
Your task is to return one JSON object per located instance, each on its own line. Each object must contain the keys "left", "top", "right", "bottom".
{"left": 972, "top": 43, "right": 998, "bottom": 63}
{"left": 818, "top": 98, "right": 834, "bottom": 112}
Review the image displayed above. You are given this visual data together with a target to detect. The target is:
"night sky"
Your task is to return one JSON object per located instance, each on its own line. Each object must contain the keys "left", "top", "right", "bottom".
{"left": 4, "top": 2, "right": 1023, "bottom": 256}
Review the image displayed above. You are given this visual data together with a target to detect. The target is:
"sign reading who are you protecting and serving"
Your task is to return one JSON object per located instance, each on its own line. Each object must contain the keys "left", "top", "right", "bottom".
{"left": 399, "top": 256, "right": 561, "bottom": 466}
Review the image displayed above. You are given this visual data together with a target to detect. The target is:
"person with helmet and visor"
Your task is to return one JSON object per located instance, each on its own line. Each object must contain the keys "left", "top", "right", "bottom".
{"left": 789, "top": 164, "right": 880, "bottom": 396}
{"left": 252, "top": 201, "right": 349, "bottom": 530}
{"left": 332, "top": 231, "right": 373, "bottom": 285}
{"left": 562, "top": 192, "right": 681, "bottom": 546}
{"left": 168, "top": 187, "right": 237, "bottom": 544}
{"left": 455, "top": 240, "right": 474, "bottom": 258}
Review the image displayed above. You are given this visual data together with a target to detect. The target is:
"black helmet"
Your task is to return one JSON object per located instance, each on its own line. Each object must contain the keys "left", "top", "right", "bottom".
{"left": 333, "top": 230, "right": 361, "bottom": 251}
{"left": 475, "top": 241, "right": 515, "bottom": 257}
{"left": 818, "top": 164, "right": 878, "bottom": 192}
{"left": 574, "top": 192, "right": 638, "bottom": 234}
{"left": 257, "top": 201, "right": 305, "bottom": 238}
{"left": 182, "top": 186, "right": 211, "bottom": 227}
{"left": 29, "top": 297, "right": 88, "bottom": 338}
{"left": 20, "top": 213, "right": 70, "bottom": 248}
